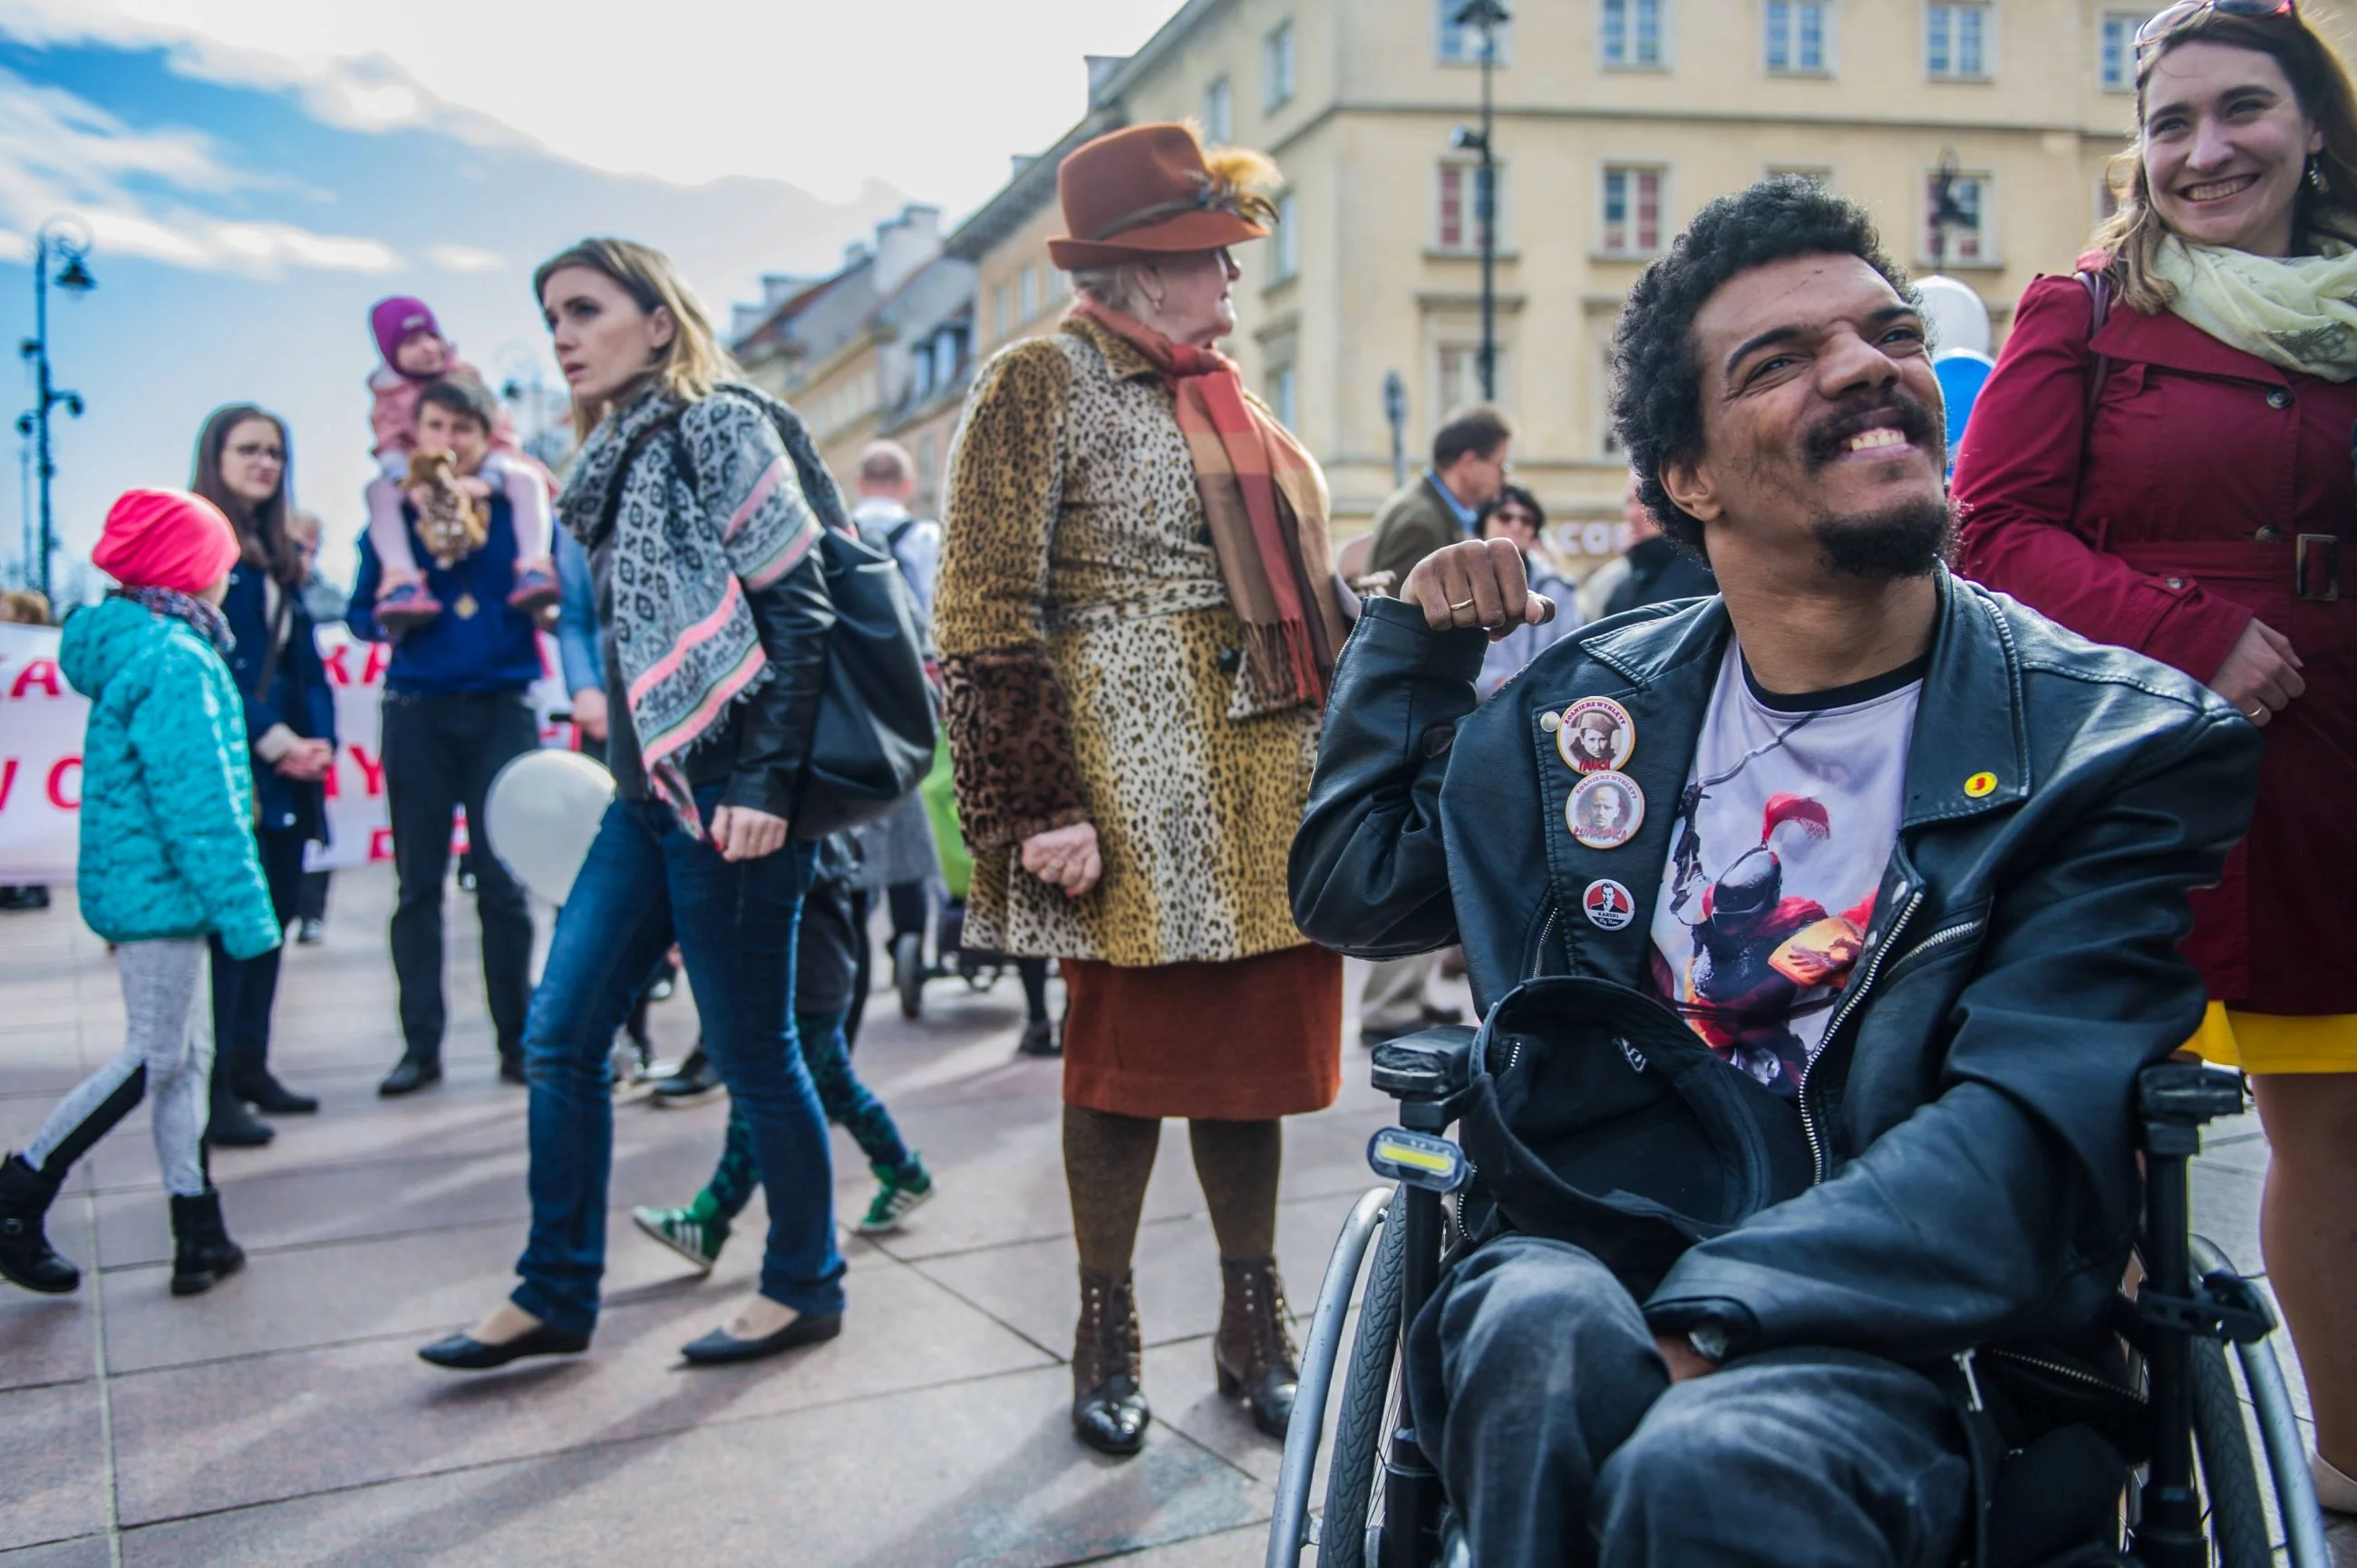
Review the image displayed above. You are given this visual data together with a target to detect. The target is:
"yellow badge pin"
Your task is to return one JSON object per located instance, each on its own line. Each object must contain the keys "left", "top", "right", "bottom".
{"left": 1964, "top": 771, "right": 1998, "bottom": 799}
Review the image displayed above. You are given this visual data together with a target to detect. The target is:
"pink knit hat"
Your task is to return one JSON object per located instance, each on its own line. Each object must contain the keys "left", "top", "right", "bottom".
{"left": 92, "top": 489, "right": 240, "bottom": 595}
{"left": 370, "top": 295, "right": 442, "bottom": 368}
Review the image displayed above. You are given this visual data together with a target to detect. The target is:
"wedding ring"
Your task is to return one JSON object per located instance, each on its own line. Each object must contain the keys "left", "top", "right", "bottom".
{"left": 2245, "top": 705, "right": 2265, "bottom": 721}
{"left": 1449, "top": 597, "right": 1477, "bottom": 612}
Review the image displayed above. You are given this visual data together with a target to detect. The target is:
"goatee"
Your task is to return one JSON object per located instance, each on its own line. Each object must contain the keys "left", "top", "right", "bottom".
{"left": 1810, "top": 497, "right": 1955, "bottom": 581}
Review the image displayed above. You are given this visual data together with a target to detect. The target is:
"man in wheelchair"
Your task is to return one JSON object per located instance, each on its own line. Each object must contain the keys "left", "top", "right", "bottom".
{"left": 1288, "top": 179, "right": 2264, "bottom": 1566}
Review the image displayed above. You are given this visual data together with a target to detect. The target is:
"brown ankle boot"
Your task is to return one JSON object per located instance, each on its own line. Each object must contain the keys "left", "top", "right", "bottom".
{"left": 1072, "top": 1267, "right": 1149, "bottom": 1457}
{"left": 1213, "top": 1254, "right": 1299, "bottom": 1438}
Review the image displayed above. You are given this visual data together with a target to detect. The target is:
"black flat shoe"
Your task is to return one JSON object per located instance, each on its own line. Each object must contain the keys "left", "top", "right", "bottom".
{"left": 1016, "top": 1019, "right": 1062, "bottom": 1059}
{"left": 235, "top": 1070, "right": 319, "bottom": 1116}
{"left": 679, "top": 1312, "right": 842, "bottom": 1365}
{"left": 417, "top": 1323, "right": 588, "bottom": 1370}
{"left": 204, "top": 1093, "right": 275, "bottom": 1147}
{"left": 499, "top": 1054, "right": 527, "bottom": 1086}
{"left": 378, "top": 1058, "right": 442, "bottom": 1098}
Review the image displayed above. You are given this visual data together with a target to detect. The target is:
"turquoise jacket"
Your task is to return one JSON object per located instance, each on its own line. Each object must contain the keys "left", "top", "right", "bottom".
{"left": 60, "top": 597, "right": 280, "bottom": 960}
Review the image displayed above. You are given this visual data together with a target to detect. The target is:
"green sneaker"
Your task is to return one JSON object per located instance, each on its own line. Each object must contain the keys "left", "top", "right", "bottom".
{"left": 632, "top": 1204, "right": 727, "bottom": 1272}
{"left": 856, "top": 1158, "right": 935, "bottom": 1236}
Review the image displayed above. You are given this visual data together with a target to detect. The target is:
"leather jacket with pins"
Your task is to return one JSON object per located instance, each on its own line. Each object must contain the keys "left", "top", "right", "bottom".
{"left": 1290, "top": 568, "right": 2259, "bottom": 1362}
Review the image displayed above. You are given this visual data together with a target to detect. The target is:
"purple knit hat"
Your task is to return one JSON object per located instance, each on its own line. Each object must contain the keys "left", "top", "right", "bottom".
{"left": 369, "top": 295, "right": 442, "bottom": 368}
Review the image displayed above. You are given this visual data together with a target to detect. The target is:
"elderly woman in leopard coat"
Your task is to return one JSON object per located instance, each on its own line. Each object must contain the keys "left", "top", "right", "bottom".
{"left": 936, "top": 123, "right": 1349, "bottom": 1457}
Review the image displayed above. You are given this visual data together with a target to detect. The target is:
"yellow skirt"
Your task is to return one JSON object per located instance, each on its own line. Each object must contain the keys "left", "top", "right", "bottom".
{"left": 2187, "top": 1004, "right": 2357, "bottom": 1076}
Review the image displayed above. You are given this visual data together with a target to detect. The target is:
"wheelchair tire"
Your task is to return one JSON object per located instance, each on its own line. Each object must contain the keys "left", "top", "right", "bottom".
{"left": 2190, "top": 1334, "right": 2272, "bottom": 1568}
{"left": 894, "top": 933, "right": 925, "bottom": 1021}
{"left": 1319, "top": 1187, "right": 1408, "bottom": 1568}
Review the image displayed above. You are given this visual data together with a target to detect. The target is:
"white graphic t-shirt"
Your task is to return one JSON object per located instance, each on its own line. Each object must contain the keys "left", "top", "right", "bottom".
{"left": 1644, "top": 643, "right": 1925, "bottom": 1099}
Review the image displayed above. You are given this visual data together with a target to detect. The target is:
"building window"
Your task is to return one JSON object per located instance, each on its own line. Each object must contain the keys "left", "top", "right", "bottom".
{"left": 1765, "top": 1, "right": 1829, "bottom": 73}
{"left": 1273, "top": 192, "right": 1300, "bottom": 281}
{"left": 1270, "top": 365, "right": 1298, "bottom": 429}
{"left": 1203, "top": 75, "right": 1233, "bottom": 143}
{"left": 1263, "top": 20, "right": 1296, "bottom": 111}
{"left": 1926, "top": 2, "right": 1990, "bottom": 80}
{"left": 1437, "top": 344, "right": 1499, "bottom": 417}
{"left": 993, "top": 283, "right": 1012, "bottom": 340}
{"left": 1019, "top": 265, "right": 1040, "bottom": 323}
{"left": 1600, "top": 165, "right": 1664, "bottom": 256}
{"left": 2100, "top": 11, "right": 2146, "bottom": 91}
{"left": 1602, "top": 0, "right": 1664, "bottom": 68}
{"left": 1925, "top": 170, "right": 1991, "bottom": 264}
{"left": 1439, "top": 0, "right": 1512, "bottom": 64}
{"left": 1435, "top": 160, "right": 1499, "bottom": 254}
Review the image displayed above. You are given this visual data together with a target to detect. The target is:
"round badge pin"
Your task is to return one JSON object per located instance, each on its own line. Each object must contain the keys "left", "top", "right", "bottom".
{"left": 1582, "top": 878, "right": 1638, "bottom": 931}
{"left": 1964, "top": 770, "right": 1998, "bottom": 799}
{"left": 1557, "top": 696, "right": 1635, "bottom": 774}
{"left": 1566, "top": 771, "right": 1646, "bottom": 850}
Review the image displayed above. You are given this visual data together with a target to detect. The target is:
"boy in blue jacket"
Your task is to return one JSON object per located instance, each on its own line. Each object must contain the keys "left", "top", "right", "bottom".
{"left": 0, "top": 489, "right": 281, "bottom": 1299}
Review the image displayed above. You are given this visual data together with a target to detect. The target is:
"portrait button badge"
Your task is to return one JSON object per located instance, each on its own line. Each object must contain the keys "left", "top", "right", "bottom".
{"left": 1566, "top": 771, "right": 1645, "bottom": 850}
{"left": 1583, "top": 878, "right": 1637, "bottom": 931}
{"left": 1557, "top": 696, "right": 1635, "bottom": 774}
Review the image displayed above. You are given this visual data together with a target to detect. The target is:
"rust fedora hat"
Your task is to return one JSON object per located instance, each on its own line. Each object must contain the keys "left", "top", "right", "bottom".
{"left": 1047, "top": 122, "right": 1280, "bottom": 271}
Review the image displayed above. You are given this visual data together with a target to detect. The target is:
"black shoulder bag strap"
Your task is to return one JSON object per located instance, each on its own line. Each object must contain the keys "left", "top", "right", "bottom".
{"left": 251, "top": 582, "right": 296, "bottom": 708}
{"left": 2077, "top": 268, "right": 2115, "bottom": 424}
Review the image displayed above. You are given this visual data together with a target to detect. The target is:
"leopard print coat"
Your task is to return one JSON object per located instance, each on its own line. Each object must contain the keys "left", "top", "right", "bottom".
{"left": 936, "top": 316, "right": 1324, "bottom": 967}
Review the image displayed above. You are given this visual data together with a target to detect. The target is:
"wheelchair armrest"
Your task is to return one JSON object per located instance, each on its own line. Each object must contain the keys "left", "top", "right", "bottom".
{"left": 1370, "top": 1025, "right": 1480, "bottom": 1104}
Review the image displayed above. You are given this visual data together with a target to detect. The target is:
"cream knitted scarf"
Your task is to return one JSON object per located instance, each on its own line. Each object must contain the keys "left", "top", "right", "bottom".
{"left": 2151, "top": 236, "right": 2357, "bottom": 381}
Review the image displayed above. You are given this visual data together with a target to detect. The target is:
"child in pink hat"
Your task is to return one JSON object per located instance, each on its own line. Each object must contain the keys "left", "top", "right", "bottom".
{"left": 364, "top": 295, "right": 558, "bottom": 631}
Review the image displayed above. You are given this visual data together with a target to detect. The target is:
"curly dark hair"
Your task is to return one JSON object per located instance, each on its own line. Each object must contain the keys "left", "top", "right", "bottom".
{"left": 1609, "top": 178, "right": 1912, "bottom": 562}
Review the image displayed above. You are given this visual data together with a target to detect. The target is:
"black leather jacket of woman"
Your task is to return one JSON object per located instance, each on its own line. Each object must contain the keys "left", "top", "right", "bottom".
{"left": 593, "top": 539, "right": 833, "bottom": 819}
{"left": 1290, "top": 569, "right": 2260, "bottom": 1362}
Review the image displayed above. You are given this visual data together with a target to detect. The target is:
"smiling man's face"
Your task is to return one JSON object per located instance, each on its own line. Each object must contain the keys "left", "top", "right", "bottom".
{"left": 1666, "top": 252, "right": 1951, "bottom": 583}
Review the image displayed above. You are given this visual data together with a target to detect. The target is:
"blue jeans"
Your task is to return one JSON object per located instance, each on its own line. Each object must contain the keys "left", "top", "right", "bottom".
{"left": 510, "top": 791, "right": 844, "bottom": 1335}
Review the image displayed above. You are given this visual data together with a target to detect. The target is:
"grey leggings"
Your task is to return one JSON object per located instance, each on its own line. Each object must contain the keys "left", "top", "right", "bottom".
{"left": 25, "top": 939, "right": 213, "bottom": 1197}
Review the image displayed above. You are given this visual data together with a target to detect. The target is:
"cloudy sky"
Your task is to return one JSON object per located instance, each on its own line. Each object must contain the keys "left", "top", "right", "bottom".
{"left": 0, "top": 0, "right": 1179, "bottom": 592}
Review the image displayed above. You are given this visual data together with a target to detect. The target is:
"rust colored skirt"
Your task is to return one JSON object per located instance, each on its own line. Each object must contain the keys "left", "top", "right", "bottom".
{"left": 1059, "top": 944, "right": 1343, "bottom": 1120}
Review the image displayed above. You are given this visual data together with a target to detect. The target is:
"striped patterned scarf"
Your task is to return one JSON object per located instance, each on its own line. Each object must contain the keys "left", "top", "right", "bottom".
{"left": 1072, "top": 299, "right": 1347, "bottom": 714}
{"left": 558, "top": 382, "right": 829, "bottom": 833}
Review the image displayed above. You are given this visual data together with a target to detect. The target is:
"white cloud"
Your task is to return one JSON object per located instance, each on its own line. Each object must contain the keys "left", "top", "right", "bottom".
{"left": 427, "top": 244, "right": 503, "bottom": 274}
{"left": 0, "top": 0, "right": 1183, "bottom": 213}
{"left": 0, "top": 63, "right": 403, "bottom": 273}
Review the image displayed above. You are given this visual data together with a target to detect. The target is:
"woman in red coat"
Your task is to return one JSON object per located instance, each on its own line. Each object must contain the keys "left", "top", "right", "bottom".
{"left": 1954, "top": 2, "right": 2357, "bottom": 1515}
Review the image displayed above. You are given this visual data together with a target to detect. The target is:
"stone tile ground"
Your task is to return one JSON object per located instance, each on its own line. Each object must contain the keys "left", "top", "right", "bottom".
{"left": 0, "top": 866, "right": 2337, "bottom": 1564}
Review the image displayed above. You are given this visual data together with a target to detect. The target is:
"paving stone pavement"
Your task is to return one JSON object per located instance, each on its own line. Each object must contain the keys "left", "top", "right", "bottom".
{"left": 0, "top": 866, "right": 2342, "bottom": 1565}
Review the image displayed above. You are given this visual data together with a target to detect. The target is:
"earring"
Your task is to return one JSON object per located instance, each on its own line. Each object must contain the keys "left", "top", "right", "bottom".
{"left": 2308, "top": 154, "right": 2324, "bottom": 189}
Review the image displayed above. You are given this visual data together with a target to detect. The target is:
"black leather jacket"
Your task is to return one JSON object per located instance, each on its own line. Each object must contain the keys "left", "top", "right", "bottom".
{"left": 1291, "top": 569, "right": 2260, "bottom": 1362}
{"left": 594, "top": 541, "right": 833, "bottom": 818}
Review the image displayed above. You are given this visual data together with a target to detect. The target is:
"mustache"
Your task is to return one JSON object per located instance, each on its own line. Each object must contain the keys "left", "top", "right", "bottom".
{"left": 1801, "top": 392, "right": 1942, "bottom": 468}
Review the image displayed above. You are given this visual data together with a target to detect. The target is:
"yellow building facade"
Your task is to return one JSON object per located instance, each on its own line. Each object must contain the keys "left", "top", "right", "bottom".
{"left": 962, "top": 0, "right": 2352, "bottom": 566}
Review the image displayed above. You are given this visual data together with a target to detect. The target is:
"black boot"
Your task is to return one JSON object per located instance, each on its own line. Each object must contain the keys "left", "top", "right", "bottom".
{"left": 169, "top": 1189, "right": 245, "bottom": 1297}
{"left": 230, "top": 1063, "right": 318, "bottom": 1116}
{"left": 0, "top": 1153, "right": 78, "bottom": 1294}
{"left": 205, "top": 1081, "right": 276, "bottom": 1147}
{"left": 1213, "top": 1255, "right": 1300, "bottom": 1439}
{"left": 1072, "top": 1267, "right": 1150, "bottom": 1457}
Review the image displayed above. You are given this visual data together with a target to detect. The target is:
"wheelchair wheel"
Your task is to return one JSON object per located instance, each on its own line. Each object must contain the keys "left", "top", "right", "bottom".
{"left": 2190, "top": 1334, "right": 2271, "bottom": 1568}
{"left": 1319, "top": 1188, "right": 1407, "bottom": 1568}
{"left": 894, "top": 932, "right": 926, "bottom": 1020}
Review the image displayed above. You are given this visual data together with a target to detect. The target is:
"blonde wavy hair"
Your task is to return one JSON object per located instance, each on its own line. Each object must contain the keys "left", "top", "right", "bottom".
{"left": 532, "top": 237, "right": 742, "bottom": 436}
{"left": 2095, "top": 8, "right": 2357, "bottom": 312}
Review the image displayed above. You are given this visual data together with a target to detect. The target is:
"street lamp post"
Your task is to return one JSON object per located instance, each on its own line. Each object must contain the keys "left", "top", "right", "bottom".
{"left": 1452, "top": 0, "right": 1510, "bottom": 403}
{"left": 1382, "top": 370, "right": 1408, "bottom": 489}
{"left": 17, "top": 218, "right": 95, "bottom": 603}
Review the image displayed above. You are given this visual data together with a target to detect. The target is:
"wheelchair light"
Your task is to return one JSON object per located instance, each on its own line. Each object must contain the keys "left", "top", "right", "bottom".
{"left": 1368, "top": 1127, "right": 1471, "bottom": 1193}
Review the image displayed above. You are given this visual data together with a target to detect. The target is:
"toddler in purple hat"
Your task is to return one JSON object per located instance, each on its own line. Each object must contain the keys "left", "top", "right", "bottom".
{"left": 364, "top": 295, "right": 558, "bottom": 632}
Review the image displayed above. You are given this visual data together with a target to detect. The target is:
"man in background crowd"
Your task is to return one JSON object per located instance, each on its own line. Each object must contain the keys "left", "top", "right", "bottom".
{"left": 1604, "top": 471, "right": 1717, "bottom": 616}
{"left": 285, "top": 512, "right": 346, "bottom": 944}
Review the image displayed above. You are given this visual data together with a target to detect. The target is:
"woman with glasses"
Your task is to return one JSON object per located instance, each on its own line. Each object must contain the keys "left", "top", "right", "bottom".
{"left": 1953, "top": 0, "right": 2357, "bottom": 1517}
{"left": 1474, "top": 484, "right": 1580, "bottom": 700}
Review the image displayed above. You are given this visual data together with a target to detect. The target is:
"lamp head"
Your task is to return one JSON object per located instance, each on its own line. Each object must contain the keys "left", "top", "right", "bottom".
{"left": 53, "top": 256, "right": 94, "bottom": 296}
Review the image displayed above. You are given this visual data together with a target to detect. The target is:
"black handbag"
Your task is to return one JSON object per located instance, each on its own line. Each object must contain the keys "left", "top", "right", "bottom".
{"left": 1455, "top": 974, "right": 1817, "bottom": 1296}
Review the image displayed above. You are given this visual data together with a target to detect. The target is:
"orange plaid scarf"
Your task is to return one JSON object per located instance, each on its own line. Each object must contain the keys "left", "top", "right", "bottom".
{"left": 1073, "top": 299, "right": 1347, "bottom": 712}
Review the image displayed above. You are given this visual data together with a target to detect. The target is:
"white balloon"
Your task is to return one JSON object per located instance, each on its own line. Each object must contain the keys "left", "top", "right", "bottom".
{"left": 1916, "top": 276, "right": 1992, "bottom": 357}
{"left": 483, "top": 750, "right": 616, "bottom": 906}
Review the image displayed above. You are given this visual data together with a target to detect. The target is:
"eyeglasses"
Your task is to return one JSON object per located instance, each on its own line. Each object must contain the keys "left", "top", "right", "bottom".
{"left": 2137, "top": 0, "right": 2298, "bottom": 54}
{"left": 1492, "top": 509, "right": 1537, "bottom": 528}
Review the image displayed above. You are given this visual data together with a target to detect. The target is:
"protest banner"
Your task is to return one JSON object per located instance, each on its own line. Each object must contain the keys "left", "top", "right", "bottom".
{"left": 0, "top": 620, "right": 574, "bottom": 885}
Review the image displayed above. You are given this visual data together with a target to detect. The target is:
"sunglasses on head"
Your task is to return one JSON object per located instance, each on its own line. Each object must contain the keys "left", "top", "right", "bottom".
{"left": 2137, "top": 0, "right": 2298, "bottom": 53}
